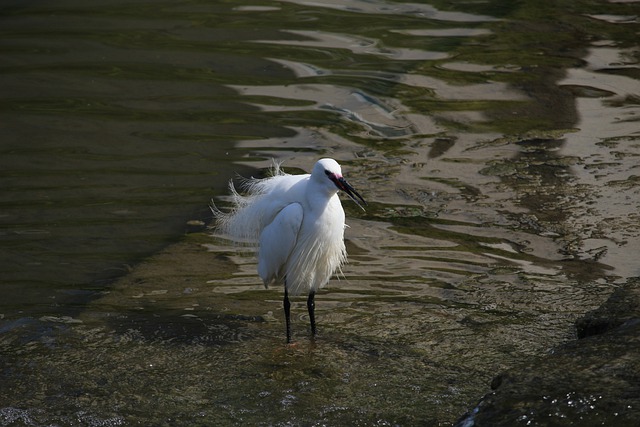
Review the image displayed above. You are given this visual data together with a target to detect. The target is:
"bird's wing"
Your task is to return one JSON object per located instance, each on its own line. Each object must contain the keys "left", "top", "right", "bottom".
{"left": 257, "top": 202, "right": 303, "bottom": 287}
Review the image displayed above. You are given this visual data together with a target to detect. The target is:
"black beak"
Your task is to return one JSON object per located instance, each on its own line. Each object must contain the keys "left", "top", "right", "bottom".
{"left": 336, "top": 177, "right": 367, "bottom": 211}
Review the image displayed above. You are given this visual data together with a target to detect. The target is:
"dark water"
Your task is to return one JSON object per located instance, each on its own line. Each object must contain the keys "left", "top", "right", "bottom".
{"left": 1, "top": 0, "right": 639, "bottom": 425}
{"left": 1, "top": 0, "right": 285, "bottom": 315}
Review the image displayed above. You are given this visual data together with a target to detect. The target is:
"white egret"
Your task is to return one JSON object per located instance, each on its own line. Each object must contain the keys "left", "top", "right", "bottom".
{"left": 214, "top": 158, "right": 366, "bottom": 343}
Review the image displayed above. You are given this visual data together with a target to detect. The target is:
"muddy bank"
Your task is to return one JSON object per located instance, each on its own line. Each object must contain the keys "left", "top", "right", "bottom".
{"left": 456, "top": 277, "right": 640, "bottom": 426}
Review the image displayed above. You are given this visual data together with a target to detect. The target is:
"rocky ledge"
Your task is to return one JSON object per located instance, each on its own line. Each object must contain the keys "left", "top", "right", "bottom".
{"left": 456, "top": 277, "right": 640, "bottom": 427}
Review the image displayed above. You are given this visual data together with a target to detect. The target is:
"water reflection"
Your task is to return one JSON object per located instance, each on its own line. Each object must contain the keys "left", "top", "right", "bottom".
{"left": 257, "top": 29, "right": 450, "bottom": 60}
{"left": 232, "top": 82, "right": 437, "bottom": 137}
{"left": 279, "top": 0, "right": 500, "bottom": 23}
{"left": 559, "top": 44, "right": 640, "bottom": 279}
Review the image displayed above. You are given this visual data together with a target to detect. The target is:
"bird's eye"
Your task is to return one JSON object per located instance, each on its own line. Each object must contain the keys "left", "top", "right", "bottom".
{"left": 324, "top": 170, "right": 331, "bottom": 176}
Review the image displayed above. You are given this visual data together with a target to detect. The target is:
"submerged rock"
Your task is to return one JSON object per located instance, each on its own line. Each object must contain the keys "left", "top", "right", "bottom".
{"left": 456, "top": 278, "right": 640, "bottom": 426}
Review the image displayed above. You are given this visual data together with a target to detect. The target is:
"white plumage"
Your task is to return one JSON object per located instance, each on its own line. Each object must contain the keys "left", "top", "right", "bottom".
{"left": 214, "top": 158, "right": 366, "bottom": 342}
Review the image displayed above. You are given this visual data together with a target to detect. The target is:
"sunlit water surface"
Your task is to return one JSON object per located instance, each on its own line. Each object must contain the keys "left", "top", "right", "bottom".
{"left": 1, "top": 0, "right": 639, "bottom": 425}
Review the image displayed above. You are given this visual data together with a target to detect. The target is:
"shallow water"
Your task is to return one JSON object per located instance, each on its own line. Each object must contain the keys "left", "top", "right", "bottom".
{"left": 1, "top": 0, "right": 639, "bottom": 425}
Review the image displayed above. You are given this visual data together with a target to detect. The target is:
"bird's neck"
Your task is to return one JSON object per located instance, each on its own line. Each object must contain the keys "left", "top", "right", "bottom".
{"left": 307, "top": 179, "right": 338, "bottom": 211}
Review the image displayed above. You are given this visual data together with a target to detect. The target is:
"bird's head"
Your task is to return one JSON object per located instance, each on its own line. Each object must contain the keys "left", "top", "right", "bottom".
{"left": 313, "top": 158, "right": 367, "bottom": 211}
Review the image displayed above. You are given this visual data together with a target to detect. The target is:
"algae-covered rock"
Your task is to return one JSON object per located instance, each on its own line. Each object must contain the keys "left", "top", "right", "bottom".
{"left": 456, "top": 278, "right": 640, "bottom": 427}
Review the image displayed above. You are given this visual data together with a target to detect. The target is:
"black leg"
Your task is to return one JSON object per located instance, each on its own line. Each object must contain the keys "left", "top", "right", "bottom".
{"left": 284, "top": 283, "right": 292, "bottom": 343}
{"left": 307, "top": 291, "right": 316, "bottom": 337}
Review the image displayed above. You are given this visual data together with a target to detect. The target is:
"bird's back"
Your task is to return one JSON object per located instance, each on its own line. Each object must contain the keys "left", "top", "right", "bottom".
{"left": 215, "top": 170, "right": 308, "bottom": 244}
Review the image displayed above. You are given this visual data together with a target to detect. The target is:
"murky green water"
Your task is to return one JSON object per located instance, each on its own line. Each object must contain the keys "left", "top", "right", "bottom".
{"left": 1, "top": 0, "right": 639, "bottom": 425}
